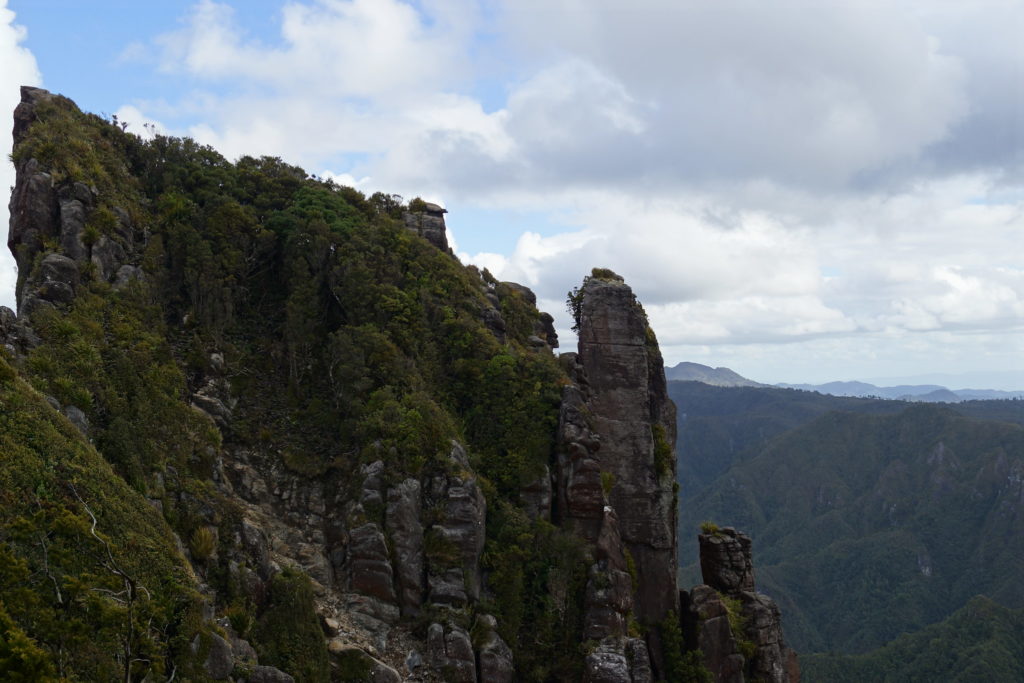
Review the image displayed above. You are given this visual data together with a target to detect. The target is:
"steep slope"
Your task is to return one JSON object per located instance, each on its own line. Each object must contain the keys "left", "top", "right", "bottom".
{"left": 801, "top": 596, "right": 1024, "bottom": 682}
{"left": 678, "top": 403, "right": 1024, "bottom": 654}
{"left": 670, "top": 381, "right": 909, "bottom": 499}
{"left": 0, "top": 355, "right": 213, "bottom": 681}
{"left": 2, "top": 87, "right": 790, "bottom": 681}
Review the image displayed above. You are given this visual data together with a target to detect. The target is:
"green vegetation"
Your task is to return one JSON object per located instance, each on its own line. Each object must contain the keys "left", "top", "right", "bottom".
{"left": 699, "top": 521, "right": 721, "bottom": 535}
{"left": 566, "top": 267, "right": 623, "bottom": 332}
{"left": 252, "top": 568, "right": 330, "bottom": 683}
{"left": 675, "top": 384, "right": 1024, "bottom": 656}
{"left": 0, "top": 357, "right": 208, "bottom": 680}
{"left": 802, "top": 596, "right": 1024, "bottom": 682}
{"left": 481, "top": 502, "right": 589, "bottom": 681}
{"left": 660, "top": 611, "right": 712, "bottom": 683}
{"left": 6, "top": 88, "right": 576, "bottom": 677}
{"left": 652, "top": 422, "right": 673, "bottom": 477}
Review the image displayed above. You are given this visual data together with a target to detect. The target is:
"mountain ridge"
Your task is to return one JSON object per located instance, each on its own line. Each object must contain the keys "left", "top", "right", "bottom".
{"left": 1, "top": 86, "right": 797, "bottom": 682}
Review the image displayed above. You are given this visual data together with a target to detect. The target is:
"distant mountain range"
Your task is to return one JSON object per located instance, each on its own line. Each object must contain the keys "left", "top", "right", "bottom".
{"left": 666, "top": 362, "right": 1024, "bottom": 402}
{"left": 665, "top": 361, "right": 766, "bottom": 387}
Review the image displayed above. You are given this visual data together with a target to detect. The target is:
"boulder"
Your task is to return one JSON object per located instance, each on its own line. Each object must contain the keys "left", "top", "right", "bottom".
{"left": 203, "top": 633, "right": 234, "bottom": 680}
{"left": 246, "top": 666, "right": 295, "bottom": 683}
{"left": 426, "top": 622, "right": 477, "bottom": 683}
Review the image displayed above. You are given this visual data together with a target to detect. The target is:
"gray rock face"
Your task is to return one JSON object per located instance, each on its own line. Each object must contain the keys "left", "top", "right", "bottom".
{"left": 26, "top": 253, "right": 80, "bottom": 312}
{"left": 385, "top": 478, "right": 424, "bottom": 615}
{"left": 62, "top": 404, "right": 90, "bottom": 437}
{"left": 348, "top": 522, "right": 397, "bottom": 603}
{"left": 246, "top": 665, "right": 295, "bottom": 683}
{"left": 203, "top": 633, "right": 235, "bottom": 680}
{"left": 625, "top": 638, "right": 653, "bottom": 683}
{"left": 681, "top": 585, "right": 744, "bottom": 683}
{"left": 90, "top": 234, "right": 126, "bottom": 282}
{"left": 555, "top": 355, "right": 605, "bottom": 538}
{"left": 584, "top": 508, "right": 634, "bottom": 641}
{"left": 575, "top": 276, "right": 677, "bottom": 633}
{"left": 683, "top": 529, "right": 800, "bottom": 683}
{"left": 699, "top": 527, "right": 755, "bottom": 593}
{"left": 557, "top": 272, "right": 677, "bottom": 676}
{"left": 426, "top": 622, "right": 477, "bottom": 682}
{"left": 743, "top": 592, "right": 799, "bottom": 683}
{"left": 585, "top": 637, "right": 651, "bottom": 683}
{"left": 0, "top": 305, "right": 40, "bottom": 356}
{"left": 477, "top": 615, "right": 515, "bottom": 683}
{"left": 402, "top": 204, "right": 449, "bottom": 251}
{"left": 58, "top": 198, "right": 88, "bottom": 262}
{"left": 426, "top": 443, "right": 486, "bottom": 605}
{"left": 12, "top": 86, "right": 53, "bottom": 145}
{"left": 7, "top": 156, "right": 58, "bottom": 300}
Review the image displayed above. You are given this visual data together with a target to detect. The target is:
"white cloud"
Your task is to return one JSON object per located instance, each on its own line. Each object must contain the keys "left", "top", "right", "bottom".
{"left": 0, "top": 0, "right": 42, "bottom": 312}
{"left": 113, "top": 104, "right": 167, "bottom": 139}
{"left": 87, "top": 1, "right": 1024, "bottom": 383}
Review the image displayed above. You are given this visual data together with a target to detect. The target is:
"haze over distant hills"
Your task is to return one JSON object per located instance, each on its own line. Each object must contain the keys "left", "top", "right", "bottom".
{"left": 666, "top": 362, "right": 1024, "bottom": 402}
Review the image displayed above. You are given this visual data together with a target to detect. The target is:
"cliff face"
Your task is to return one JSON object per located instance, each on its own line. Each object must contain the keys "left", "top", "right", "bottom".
{"left": 683, "top": 528, "right": 800, "bottom": 683}
{"left": 575, "top": 275, "right": 677, "bottom": 628}
{"left": 2, "top": 88, "right": 796, "bottom": 682}
{"left": 556, "top": 271, "right": 679, "bottom": 679}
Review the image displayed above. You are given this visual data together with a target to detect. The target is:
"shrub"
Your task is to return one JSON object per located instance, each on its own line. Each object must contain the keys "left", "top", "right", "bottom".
{"left": 190, "top": 526, "right": 217, "bottom": 562}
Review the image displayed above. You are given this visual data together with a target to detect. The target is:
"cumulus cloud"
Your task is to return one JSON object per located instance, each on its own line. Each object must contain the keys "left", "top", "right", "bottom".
{"left": 0, "top": 0, "right": 42, "bottom": 311}
{"left": 87, "top": 1, "right": 1024, "bottom": 382}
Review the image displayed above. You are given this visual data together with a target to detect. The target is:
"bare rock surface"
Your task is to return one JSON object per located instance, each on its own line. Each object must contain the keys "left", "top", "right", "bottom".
{"left": 683, "top": 528, "right": 800, "bottom": 683}
{"left": 699, "top": 527, "right": 755, "bottom": 593}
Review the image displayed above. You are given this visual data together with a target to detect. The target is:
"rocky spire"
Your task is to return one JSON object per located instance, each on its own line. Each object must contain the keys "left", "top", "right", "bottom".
{"left": 558, "top": 268, "right": 678, "bottom": 675}
{"left": 682, "top": 527, "right": 800, "bottom": 683}
{"left": 574, "top": 271, "right": 678, "bottom": 627}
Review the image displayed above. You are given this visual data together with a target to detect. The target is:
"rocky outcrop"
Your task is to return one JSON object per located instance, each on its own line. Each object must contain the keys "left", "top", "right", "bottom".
{"left": 682, "top": 527, "right": 799, "bottom": 683}
{"left": 425, "top": 442, "right": 486, "bottom": 606}
{"left": 581, "top": 503, "right": 653, "bottom": 683}
{"left": 700, "top": 527, "right": 755, "bottom": 594}
{"left": 402, "top": 202, "right": 449, "bottom": 252}
{"left": 426, "top": 622, "right": 477, "bottom": 682}
{"left": 0, "top": 305, "right": 39, "bottom": 356}
{"left": 555, "top": 352, "right": 605, "bottom": 535}
{"left": 9, "top": 87, "right": 141, "bottom": 316}
{"left": 385, "top": 478, "right": 425, "bottom": 615}
{"left": 6, "top": 87, "right": 802, "bottom": 683}
{"left": 558, "top": 270, "right": 678, "bottom": 675}
{"left": 476, "top": 614, "right": 515, "bottom": 683}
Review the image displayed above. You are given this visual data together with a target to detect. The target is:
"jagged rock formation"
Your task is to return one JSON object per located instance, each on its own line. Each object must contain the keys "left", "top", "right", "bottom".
{"left": 557, "top": 269, "right": 678, "bottom": 678}
{"left": 682, "top": 527, "right": 800, "bottom": 683}
{"left": 2, "top": 89, "right": 799, "bottom": 682}
{"left": 402, "top": 201, "right": 449, "bottom": 252}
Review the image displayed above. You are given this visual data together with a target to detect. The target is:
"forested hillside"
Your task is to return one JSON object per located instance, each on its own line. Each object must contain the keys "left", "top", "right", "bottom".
{"left": 801, "top": 596, "right": 1024, "bottom": 682}
{"left": 1, "top": 87, "right": 581, "bottom": 680}
{"left": 2, "top": 87, "right": 796, "bottom": 682}
{"left": 673, "top": 382, "right": 1024, "bottom": 660}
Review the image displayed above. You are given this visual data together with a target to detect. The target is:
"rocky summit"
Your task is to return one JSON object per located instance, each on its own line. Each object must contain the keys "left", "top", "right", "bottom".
{"left": 0, "top": 87, "right": 796, "bottom": 682}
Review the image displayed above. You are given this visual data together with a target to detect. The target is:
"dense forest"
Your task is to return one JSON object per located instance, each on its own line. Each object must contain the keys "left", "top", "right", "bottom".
{"left": 671, "top": 381, "right": 1024, "bottom": 677}
{"left": 1, "top": 88, "right": 592, "bottom": 681}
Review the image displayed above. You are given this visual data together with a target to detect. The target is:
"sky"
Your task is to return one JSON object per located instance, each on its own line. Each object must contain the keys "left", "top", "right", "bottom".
{"left": 2, "top": 0, "right": 1023, "bottom": 388}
